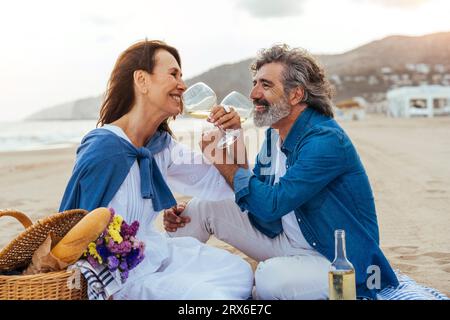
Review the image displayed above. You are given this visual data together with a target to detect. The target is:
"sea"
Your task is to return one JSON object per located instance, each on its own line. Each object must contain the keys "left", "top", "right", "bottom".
{"left": 0, "top": 118, "right": 207, "bottom": 152}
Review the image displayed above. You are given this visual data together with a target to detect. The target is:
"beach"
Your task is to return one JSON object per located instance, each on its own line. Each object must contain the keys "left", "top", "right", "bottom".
{"left": 0, "top": 115, "right": 449, "bottom": 296}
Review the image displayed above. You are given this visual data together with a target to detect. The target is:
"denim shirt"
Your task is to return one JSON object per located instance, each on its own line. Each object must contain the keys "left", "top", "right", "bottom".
{"left": 233, "top": 107, "right": 399, "bottom": 299}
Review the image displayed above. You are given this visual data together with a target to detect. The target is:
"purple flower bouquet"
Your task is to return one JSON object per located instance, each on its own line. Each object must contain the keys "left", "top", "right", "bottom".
{"left": 83, "top": 208, "right": 145, "bottom": 283}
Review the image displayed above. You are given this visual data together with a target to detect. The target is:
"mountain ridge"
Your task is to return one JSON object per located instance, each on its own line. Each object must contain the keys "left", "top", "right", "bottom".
{"left": 27, "top": 31, "right": 450, "bottom": 120}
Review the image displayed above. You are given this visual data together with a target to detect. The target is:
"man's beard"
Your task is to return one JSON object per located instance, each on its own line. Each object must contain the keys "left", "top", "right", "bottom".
{"left": 253, "top": 96, "right": 292, "bottom": 127}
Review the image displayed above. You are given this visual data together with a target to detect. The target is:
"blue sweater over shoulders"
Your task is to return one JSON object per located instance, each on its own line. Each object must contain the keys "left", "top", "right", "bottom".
{"left": 59, "top": 127, "right": 176, "bottom": 212}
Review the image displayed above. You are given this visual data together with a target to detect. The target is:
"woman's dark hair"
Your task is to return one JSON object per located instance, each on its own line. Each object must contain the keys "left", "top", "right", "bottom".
{"left": 97, "top": 40, "right": 181, "bottom": 135}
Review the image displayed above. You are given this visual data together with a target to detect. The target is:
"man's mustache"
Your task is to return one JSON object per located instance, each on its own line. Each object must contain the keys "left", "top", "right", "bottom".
{"left": 253, "top": 99, "right": 271, "bottom": 107}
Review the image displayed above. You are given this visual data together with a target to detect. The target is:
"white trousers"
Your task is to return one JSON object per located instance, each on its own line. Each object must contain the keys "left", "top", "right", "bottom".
{"left": 167, "top": 198, "right": 331, "bottom": 300}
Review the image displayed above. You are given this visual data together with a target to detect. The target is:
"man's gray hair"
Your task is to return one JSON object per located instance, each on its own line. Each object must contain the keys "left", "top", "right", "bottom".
{"left": 251, "top": 44, "right": 334, "bottom": 118}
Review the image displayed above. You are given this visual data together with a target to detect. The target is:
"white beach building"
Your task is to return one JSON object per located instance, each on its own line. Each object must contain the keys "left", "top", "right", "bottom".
{"left": 334, "top": 97, "right": 367, "bottom": 121}
{"left": 386, "top": 85, "right": 450, "bottom": 118}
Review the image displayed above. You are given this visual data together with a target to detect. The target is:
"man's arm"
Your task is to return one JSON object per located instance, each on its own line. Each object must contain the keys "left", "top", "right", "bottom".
{"left": 213, "top": 163, "right": 240, "bottom": 189}
{"left": 208, "top": 105, "right": 249, "bottom": 170}
{"left": 209, "top": 128, "right": 349, "bottom": 223}
{"left": 199, "top": 128, "right": 248, "bottom": 188}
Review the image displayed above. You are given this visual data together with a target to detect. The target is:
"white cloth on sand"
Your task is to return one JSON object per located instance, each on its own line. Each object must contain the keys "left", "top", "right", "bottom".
{"left": 102, "top": 125, "right": 253, "bottom": 300}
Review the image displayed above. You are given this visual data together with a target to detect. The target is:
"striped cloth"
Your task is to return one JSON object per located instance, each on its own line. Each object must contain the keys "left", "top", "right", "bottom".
{"left": 377, "top": 270, "right": 449, "bottom": 300}
{"left": 71, "top": 262, "right": 448, "bottom": 300}
{"left": 71, "top": 260, "right": 121, "bottom": 300}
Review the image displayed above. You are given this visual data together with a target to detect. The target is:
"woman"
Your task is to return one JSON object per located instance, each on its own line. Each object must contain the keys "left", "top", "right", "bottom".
{"left": 59, "top": 40, "right": 253, "bottom": 299}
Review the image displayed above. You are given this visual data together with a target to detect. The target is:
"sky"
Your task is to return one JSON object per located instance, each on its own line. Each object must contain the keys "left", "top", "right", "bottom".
{"left": 0, "top": 0, "right": 449, "bottom": 121}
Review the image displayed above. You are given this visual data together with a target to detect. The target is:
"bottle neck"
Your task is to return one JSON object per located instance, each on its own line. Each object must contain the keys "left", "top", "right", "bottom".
{"left": 334, "top": 230, "right": 347, "bottom": 261}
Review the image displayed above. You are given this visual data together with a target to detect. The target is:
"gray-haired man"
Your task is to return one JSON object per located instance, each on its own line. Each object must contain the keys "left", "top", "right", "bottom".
{"left": 164, "top": 44, "right": 398, "bottom": 300}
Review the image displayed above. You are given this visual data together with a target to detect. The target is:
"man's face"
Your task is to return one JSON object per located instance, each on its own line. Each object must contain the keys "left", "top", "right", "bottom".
{"left": 250, "top": 62, "right": 292, "bottom": 127}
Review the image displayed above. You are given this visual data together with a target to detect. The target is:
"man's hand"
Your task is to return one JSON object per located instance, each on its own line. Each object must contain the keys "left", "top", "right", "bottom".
{"left": 199, "top": 105, "right": 246, "bottom": 189}
{"left": 208, "top": 105, "right": 241, "bottom": 130}
{"left": 199, "top": 131, "right": 240, "bottom": 189}
{"left": 163, "top": 202, "right": 190, "bottom": 232}
{"left": 199, "top": 130, "right": 230, "bottom": 165}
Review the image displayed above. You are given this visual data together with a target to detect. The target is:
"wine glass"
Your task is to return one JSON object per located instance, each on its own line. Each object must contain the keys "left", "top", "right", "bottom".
{"left": 183, "top": 82, "right": 229, "bottom": 149}
{"left": 182, "top": 83, "right": 253, "bottom": 149}
{"left": 182, "top": 82, "right": 217, "bottom": 119}
{"left": 217, "top": 91, "right": 254, "bottom": 148}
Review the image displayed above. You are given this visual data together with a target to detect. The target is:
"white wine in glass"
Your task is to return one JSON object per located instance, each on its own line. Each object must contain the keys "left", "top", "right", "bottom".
{"left": 183, "top": 82, "right": 217, "bottom": 119}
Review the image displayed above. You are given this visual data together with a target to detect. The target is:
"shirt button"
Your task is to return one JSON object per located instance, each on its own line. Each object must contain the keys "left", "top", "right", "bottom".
{"left": 312, "top": 242, "right": 317, "bottom": 246}
{"left": 286, "top": 165, "right": 289, "bottom": 169}
{"left": 297, "top": 218, "right": 301, "bottom": 222}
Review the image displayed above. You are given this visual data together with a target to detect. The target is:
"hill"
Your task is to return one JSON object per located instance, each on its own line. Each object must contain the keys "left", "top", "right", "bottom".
{"left": 27, "top": 32, "right": 450, "bottom": 119}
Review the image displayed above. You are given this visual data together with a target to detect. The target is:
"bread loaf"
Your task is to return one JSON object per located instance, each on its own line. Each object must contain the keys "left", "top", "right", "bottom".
{"left": 51, "top": 207, "right": 111, "bottom": 264}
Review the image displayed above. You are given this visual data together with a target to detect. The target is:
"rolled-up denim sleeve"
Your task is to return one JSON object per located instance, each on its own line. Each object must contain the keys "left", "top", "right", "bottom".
{"left": 233, "top": 167, "right": 254, "bottom": 210}
{"left": 233, "top": 128, "right": 348, "bottom": 222}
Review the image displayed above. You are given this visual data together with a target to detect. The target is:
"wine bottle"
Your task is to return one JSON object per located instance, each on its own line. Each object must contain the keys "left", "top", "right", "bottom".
{"left": 328, "top": 229, "right": 356, "bottom": 300}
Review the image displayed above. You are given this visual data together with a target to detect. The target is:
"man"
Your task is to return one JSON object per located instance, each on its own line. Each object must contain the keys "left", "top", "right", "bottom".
{"left": 164, "top": 44, "right": 399, "bottom": 299}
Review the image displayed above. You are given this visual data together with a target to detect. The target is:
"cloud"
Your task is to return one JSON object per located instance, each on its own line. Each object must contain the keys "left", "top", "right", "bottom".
{"left": 83, "top": 15, "right": 117, "bottom": 26}
{"left": 96, "top": 34, "right": 114, "bottom": 44}
{"left": 236, "top": 0, "right": 304, "bottom": 18}
{"left": 362, "top": 0, "right": 431, "bottom": 9}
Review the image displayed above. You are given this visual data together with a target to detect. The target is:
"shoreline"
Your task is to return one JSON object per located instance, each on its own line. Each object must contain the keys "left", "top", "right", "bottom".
{"left": 0, "top": 143, "right": 79, "bottom": 154}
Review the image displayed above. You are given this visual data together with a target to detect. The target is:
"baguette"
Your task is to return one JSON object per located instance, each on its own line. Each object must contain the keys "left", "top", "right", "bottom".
{"left": 51, "top": 207, "right": 111, "bottom": 264}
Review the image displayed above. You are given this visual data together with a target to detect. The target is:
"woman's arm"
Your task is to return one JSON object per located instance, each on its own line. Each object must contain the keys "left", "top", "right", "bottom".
{"left": 165, "top": 139, "right": 235, "bottom": 200}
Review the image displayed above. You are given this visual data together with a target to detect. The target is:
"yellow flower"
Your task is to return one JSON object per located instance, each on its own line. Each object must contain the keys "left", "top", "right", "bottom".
{"left": 108, "top": 227, "right": 123, "bottom": 243}
{"left": 87, "top": 242, "right": 103, "bottom": 264}
{"left": 107, "top": 214, "right": 124, "bottom": 243}
{"left": 112, "top": 215, "right": 123, "bottom": 230}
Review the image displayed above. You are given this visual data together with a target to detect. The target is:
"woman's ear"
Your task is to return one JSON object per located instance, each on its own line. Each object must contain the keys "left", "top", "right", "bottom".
{"left": 289, "top": 87, "right": 305, "bottom": 106}
{"left": 133, "top": 70, "right": 149, "bottom": 94}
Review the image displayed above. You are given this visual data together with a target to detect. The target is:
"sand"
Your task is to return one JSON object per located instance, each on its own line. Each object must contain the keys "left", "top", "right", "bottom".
{"left": 0, "top": 115, "right": 449, "bottom": 297}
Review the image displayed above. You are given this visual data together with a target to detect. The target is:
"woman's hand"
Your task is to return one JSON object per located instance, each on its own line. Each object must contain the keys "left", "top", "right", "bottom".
{"left": 163, "top": 202, "right": 190, "bottom": 232}
{"left": 207, "top": 105, "right": 241, "bottom": 130}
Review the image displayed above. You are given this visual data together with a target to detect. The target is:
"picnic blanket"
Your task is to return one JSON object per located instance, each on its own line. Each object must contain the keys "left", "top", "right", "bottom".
{"left": 377, "top": 270, "right": 449, "bottom": 300}
{"left": 73, "top": 261, "right": 449, "bottom": 300}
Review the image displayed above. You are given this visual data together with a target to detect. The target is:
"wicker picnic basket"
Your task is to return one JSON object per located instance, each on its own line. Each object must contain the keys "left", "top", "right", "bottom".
{"left": 0, "top": 209, "right": 89, "bottom": 300}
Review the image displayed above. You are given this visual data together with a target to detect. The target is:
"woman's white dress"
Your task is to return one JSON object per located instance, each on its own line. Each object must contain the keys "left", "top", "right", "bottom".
{"left": 102, "top": 125, "right": 253, "bottom": 300}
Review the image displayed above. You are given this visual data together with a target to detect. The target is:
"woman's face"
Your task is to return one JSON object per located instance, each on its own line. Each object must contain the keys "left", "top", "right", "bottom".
{"left": 146, "top": 49, "right": 186, "bottom": 116}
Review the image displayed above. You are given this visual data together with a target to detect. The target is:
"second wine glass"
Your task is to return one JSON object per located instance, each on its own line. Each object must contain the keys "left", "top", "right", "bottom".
{"left": 217, "top": 91, "right": 254, "bottom": 148}
{"left": 182, "top": 82, "right": 253, "bottom": 149}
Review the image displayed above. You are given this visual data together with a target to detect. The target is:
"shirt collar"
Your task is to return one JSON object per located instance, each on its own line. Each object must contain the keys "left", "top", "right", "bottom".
{"left": 280, "top": 107, "right": 316, "bottom": 153}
